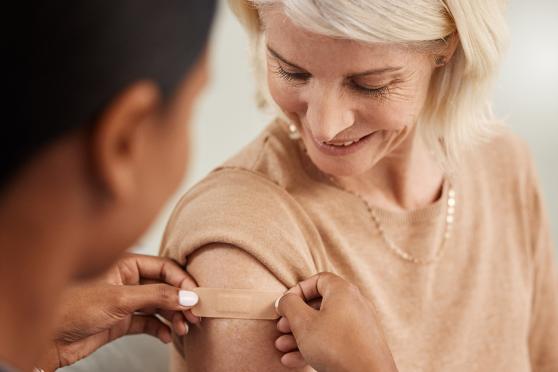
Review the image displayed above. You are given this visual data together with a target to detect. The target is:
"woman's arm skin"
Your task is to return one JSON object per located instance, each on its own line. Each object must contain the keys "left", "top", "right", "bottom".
{"left": 38, "top": 254, "right": 199, "bottom": 371}
{"left": 276, "top": 273, "right": 399, "bottom": 372}
{"left": 176, "top": 244, "right": 313, "bottom": 372}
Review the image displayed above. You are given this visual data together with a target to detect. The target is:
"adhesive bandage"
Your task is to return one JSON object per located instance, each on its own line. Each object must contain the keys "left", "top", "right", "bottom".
{"left": 191, "top": 287, "right": 284, "bottom": 320}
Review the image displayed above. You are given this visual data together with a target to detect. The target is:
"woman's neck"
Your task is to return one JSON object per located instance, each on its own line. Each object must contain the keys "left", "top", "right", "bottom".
{"left": 335, "top": 131, "right": 445, "bottom": 212}
{"left": 0, "top": 214, "right": 76, "bottom": 371}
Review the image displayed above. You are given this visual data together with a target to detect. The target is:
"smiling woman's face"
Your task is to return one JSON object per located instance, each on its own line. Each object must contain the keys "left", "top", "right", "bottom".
{"left": 262, "top": 8, "right": 439, "bottom": 177}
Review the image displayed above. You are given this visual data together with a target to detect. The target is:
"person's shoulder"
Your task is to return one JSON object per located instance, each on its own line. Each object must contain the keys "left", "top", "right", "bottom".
{"left": 460, "top": 125, "right": 542, "bottom": 222}
{"left": 162, "top": 166, "right": 296, "bottom": 241}
{"left": 160, "top": 158, "right": 318, "bottom": 283}
{"left": 473, "top": 125, "right": 529, "bottom": 160}
{"left": 166, "top": 117, "right": 303, "bottom": 222}
{"left": 172, "top": 163, "right": 299, "bottom": 218}
{"left": 161, "top": 118, "right": 314, "bottom": 247}
{"left": 464, "top": 125, "right": 535, "bottom": 183}
{"left": 221, "top": 119, "right": 308, "bottom": 189}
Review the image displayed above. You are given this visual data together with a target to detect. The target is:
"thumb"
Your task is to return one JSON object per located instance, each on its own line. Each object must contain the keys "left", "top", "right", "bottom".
{"left": 275, "top": 293, "right": 314, "bottom": 332}
{"left": 118, "top": 284, "right": 199, "bottom": 313}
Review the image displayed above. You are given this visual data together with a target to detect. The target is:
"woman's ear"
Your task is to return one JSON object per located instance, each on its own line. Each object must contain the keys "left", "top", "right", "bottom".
{"left": 435, "top": 32, "right": 459, "bottom": 67}
{"left": 90, "top": 81, "right": 162, "bottom": 203}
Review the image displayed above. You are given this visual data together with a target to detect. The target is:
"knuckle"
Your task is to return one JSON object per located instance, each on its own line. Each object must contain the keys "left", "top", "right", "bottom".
{"left": 111, "top": 288, "right": 129, "bottom": 312}
{"left": 159, "top": 260, "right": 171, "bottom": 282}
{"left": 278, "top": 293, "right": 293, "bottom": 310}
{"left": 162, "top": 257, "right": 180, "bottom": 271}
{"left": 116, "top": 259, "right": 138, "bottom": 284}
{"left": 122, "top": 252, "right": 136, "bottom": 260}
{"left": 330, "top": 274, "right": 349, "bottom": 287}
{"left": 156, "top": 284, "right": 174, "bottom": 303}
{"left": 278, "top": 294, "right": 298, "bottom": 313}
{"left": 120, "top": 253, "right": 140, "bottom": 270}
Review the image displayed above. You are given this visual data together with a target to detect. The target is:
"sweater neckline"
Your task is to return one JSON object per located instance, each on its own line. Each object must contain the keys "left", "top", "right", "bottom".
{"left": 273, "top": 120, "right": 451, "bottom": 225}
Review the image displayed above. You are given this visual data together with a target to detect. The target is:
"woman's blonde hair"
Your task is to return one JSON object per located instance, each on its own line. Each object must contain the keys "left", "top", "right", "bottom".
{"left": 229, "top": 0, "right": 508, "bottom": 166}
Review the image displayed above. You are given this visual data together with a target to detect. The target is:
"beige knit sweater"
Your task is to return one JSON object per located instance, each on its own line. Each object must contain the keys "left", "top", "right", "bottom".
{"left": 161, "top": 120, "right": 558, "bottom": 372}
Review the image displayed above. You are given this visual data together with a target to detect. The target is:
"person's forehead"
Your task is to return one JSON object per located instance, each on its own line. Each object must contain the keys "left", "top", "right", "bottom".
{"left": 262, "top": 7, "right": 416, "bottom": 72}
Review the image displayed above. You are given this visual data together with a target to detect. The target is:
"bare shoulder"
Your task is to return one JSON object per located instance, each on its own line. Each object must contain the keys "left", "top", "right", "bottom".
{"left": 173, "top": 244, "right": 313, "bottom": 372}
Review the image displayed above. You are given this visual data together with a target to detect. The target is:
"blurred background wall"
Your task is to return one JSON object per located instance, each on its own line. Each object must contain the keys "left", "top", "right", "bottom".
{"left": 62, "top": 0, "right": 557, "bottom": 370}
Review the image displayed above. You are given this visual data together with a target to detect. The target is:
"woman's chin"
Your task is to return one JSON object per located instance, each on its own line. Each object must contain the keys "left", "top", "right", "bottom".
{"left": 307, "top": 150, "right": 375, "bottom": 178}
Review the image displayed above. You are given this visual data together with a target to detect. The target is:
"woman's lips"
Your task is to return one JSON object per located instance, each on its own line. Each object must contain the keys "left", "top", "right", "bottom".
{"left": 311, "top": 131, "right": 377, "bottom": 156}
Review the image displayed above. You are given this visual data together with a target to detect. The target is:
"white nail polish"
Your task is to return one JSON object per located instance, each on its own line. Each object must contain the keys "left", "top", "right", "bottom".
{"left": 179, "top": 290, "right": 199, "bottom": 307}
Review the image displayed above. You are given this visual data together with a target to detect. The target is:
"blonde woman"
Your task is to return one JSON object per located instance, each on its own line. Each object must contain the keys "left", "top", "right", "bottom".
{"left": 161, "top": 0, "right": 558, "bottom": 371}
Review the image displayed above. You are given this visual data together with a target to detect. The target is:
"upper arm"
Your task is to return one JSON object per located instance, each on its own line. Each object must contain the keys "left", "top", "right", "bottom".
{"left": 173, "top": 244, "right": 313, "bottom": 372}
{"left": 527, "top": 207, "right": 558, "bottom": 371}
{"left": 523, "top": 148, "right": 558, "bottom": 371}
{"left": 160, "top": 170, "right": 319, "bottom": 371}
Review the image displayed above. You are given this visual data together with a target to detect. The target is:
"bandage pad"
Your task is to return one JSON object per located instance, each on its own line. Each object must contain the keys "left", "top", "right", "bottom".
{"left": 191, "top": 287, "right": 283, "bottom": 320}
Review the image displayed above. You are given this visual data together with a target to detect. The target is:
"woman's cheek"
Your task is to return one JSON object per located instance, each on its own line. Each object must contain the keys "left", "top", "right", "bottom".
{"left": 267, "top": 74, "right": 305, "bottom": 115}
{"left": 364, "top": 101, "right": 418, "bottom": 132}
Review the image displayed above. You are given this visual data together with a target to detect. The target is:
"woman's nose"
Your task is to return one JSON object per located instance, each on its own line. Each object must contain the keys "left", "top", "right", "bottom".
{"left": 305, "top": 90, "right": 355, "bottom": 142}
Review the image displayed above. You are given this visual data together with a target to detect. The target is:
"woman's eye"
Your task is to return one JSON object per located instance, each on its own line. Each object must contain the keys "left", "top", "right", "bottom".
{"left": 350, "top": 81, "right": 390, "bottom": 98}
{"left": 273, "top": 65, "right": 310, "bottom": 83}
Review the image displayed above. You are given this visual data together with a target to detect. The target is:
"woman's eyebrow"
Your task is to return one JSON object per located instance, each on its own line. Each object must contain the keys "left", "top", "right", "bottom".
{"left": 267, "top": 44, "right": 403, "bottom": 77}
{"left": 267, "top": 45, "right": 306, "bottom": 70}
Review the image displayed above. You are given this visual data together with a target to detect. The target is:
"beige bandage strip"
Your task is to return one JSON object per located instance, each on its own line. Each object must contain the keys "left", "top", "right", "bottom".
{"left": 191, "top": 287, "right": 283, "bottom": 320}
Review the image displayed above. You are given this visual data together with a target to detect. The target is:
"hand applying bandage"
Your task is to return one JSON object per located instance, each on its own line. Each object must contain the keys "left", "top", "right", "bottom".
{"left": 36, "top": 253, "right": 200, "bottom": 371}
{"left": 274, "top": 272, "right": 399, "bottom": 372}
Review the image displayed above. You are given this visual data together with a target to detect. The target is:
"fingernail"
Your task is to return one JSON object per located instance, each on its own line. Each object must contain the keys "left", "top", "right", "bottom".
{"left": 179, "top": 290, "right": 198, "bottom": 307}
{"left": 274, "top": 295, "right": 283, "bottom": 312}
{"left": 184, "top": 322, "right": 190, "bottom": 335}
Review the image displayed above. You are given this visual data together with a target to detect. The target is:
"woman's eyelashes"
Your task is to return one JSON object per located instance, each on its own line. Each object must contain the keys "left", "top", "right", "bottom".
{"left": 272, "top": 63, "right": 391, "bottom": 99}
{"left": 272, "top": 64, "right": 310, "bottom": 84}
{"left": 347, "top": 81, "right": 390, "bottom": 99}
